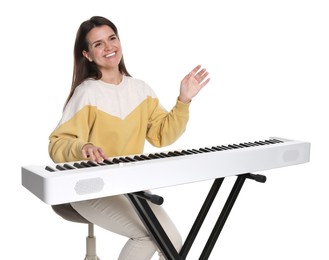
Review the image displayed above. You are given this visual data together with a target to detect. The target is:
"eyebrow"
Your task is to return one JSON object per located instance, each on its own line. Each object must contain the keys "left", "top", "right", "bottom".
{"left": 90, "top": 33, "right": 117, "bottom": 46}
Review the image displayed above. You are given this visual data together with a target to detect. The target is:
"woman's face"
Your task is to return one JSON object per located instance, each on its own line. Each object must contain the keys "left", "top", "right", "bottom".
{"left": 83, "top": 25, "right": 123, "bottom": 71}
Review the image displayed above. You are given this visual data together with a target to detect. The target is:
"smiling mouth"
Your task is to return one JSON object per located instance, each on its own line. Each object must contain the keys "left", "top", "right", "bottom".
{"left": 105, "top": 52, "right": 116, "bottom": 58}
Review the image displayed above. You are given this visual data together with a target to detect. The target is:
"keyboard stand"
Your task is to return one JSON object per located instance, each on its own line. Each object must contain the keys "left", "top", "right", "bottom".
{"left": 126, "top": 173, "right": 266, "bottom": 260}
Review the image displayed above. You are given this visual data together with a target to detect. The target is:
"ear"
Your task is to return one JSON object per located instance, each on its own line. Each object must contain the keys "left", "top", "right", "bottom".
{"left": 82, "top": 50, "right": 93, "bottom": 62}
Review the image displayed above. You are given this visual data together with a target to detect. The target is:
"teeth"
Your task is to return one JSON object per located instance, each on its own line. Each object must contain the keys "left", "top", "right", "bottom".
{"left": 106, "top": 53, "right": 115, "bottom": 58}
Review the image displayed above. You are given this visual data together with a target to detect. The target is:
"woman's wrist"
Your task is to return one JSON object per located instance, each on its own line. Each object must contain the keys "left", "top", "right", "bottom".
{"left": 178, "top": 95, "right": 191, "bottom": 103}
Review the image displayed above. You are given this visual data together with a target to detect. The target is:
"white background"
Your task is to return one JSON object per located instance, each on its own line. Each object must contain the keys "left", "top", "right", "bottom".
{"left": 1, "top": 0, "right": 328, "bottom": 259}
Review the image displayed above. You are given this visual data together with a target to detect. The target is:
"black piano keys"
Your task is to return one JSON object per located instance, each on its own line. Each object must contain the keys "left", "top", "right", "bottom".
{"left": 44, "top": 138, "right": 284, "bottom": 173}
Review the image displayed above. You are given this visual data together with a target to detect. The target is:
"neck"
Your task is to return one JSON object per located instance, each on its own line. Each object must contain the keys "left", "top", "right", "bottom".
{"left": 100, "top": 69, "right": 123, "bottom": 85}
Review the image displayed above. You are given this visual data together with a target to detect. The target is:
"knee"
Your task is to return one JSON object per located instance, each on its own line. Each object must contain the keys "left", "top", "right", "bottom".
{"left": 167, "top": 229, "right": 183, "bottom": 252}
{"left": 175, "top": 233, "right": 183, "bottom": 252}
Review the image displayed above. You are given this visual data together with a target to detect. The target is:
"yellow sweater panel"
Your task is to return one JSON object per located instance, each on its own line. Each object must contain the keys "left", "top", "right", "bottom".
{"left": 48, "top": 78, "right": 190, "bottom": 163}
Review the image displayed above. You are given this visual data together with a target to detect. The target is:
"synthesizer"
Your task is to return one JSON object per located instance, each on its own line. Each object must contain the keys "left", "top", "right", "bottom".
{"left": 21, "top": 137, "right": 310, "bottom": 205}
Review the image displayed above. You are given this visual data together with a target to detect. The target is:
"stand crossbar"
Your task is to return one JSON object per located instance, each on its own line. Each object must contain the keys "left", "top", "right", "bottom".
{"left": 179, "top": 178, "right": 224, "bottom": 259}
{"left": 126, "top": 173, "right": 266, "bottom": 260}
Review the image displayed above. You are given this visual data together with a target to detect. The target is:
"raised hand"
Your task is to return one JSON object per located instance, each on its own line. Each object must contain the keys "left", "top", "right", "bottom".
{"left": 178, "top": 65, "right": 210, "bottom": 103}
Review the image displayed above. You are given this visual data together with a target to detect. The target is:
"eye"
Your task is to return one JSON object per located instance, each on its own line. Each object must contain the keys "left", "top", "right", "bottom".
{"left": 110, "top": 36, "right": 117, "bottom": 41}
{"left": 95, "top": 42, "right": 104, "bottom": 48}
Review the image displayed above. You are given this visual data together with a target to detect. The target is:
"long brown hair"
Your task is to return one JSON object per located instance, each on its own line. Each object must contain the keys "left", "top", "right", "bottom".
{"left": 64, "top": 16, "right": 131, "bottom": 108}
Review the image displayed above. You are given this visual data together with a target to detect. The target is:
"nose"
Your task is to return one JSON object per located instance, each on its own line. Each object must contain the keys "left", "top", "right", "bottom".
{"left": 104, "top": 40, "right": 113, "bottom": 51}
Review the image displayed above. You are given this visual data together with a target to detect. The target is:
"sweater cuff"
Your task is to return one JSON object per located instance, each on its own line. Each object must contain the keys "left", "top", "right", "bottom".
{"left": 77, "top": 141, "right": 93, "bottom": 160}
{"left": 176, "top": 97, "right": 191, "bottom": 107}
{"left": 174, "top": 98, "right": 190, "bottom": 117}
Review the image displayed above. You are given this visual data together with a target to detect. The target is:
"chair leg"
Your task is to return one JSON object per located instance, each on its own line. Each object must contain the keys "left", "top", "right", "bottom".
{"left": 84, "top": 223, "right": 100, "bottom": 260}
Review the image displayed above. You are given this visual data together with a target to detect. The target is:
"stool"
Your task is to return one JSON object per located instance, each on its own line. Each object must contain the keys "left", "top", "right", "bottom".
{"left": 52, "top": 204, "right": 101, "bottom": 260}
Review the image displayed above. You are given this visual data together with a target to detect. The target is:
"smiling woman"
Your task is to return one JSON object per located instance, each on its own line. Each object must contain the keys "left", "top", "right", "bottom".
{"left": 47, "top": 15, "right": 210, "bottom": 260}
{"left": 82, "top": 25, "right": 124, "bottom": 83}
{"left": 64, "top": 16, "right": 132, "bottom": 108}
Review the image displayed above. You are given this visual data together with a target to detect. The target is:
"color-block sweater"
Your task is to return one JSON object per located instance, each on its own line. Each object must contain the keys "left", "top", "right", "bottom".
{"left": 48, "top": 76, "right": 190, "bottom": 163}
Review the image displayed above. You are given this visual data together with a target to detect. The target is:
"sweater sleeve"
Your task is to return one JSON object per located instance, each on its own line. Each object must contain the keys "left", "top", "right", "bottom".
{"left": 48, "top": 86, "right": 97, "bottom": 163}
{"left": 146, "top": 97, "right": 190, "bottom": 147}
{"left": 48, "top": 106, "right": 97, "bottom": 163}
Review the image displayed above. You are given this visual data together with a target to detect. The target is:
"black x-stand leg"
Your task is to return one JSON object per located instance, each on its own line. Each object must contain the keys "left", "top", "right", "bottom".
{"left": 126, "top": 173, "right": 266, "bottom": 260}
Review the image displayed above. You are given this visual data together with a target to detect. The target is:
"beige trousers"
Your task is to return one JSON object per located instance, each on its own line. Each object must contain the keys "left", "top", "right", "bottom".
{"left": 71, "top": 195, "right": 182, "bottom": 260}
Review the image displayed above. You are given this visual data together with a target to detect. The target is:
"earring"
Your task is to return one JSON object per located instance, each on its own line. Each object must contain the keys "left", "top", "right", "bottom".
{"left": 89, "top": 58, "right": 93, "bottom": 62}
